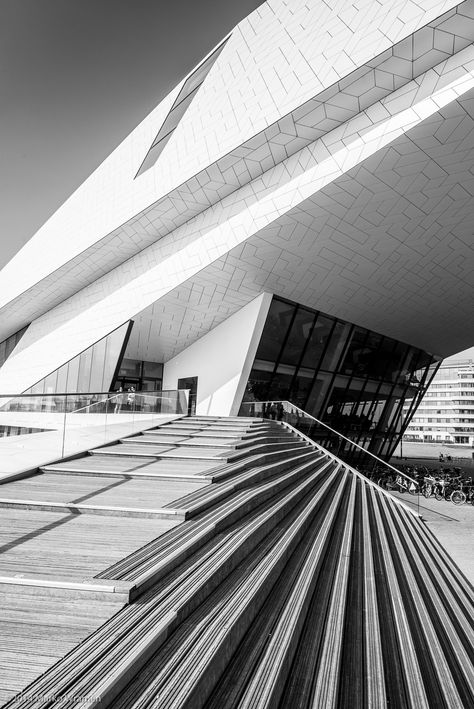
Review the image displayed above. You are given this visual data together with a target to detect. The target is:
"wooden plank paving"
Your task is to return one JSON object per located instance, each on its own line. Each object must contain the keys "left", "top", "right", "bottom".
{"left": 0, "top": 415, "right": 293, "bottom": 705}
{"left": 0, "top": 473, "right": 207, "bottom": 508}
{"left": 0, "top": 585, "right": 124, "bottom": 704}
{"left": 92, "top": 443, "right": 232, "bottom": 458}
{"left": 144, "top": 430, "right": 246, "bottom": 440}
{"left": 0, "top": 509, "right": 179, "bottom": 580}
{"left": 42, "top": 455, "right": 219, "bottom": 476}
{"left": 3, "top": 417, "right": 472, "bottom": 709}
{"left": 134, "top": 435, "right": 241, "bottom": 447}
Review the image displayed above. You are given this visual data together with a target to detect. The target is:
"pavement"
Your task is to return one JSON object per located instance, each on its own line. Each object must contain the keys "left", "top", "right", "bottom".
{"left": 392, "top": 441, "right": 474, "bottom": 470}
{"left": 390, "top": 489, "right": 474, "bottom": 584}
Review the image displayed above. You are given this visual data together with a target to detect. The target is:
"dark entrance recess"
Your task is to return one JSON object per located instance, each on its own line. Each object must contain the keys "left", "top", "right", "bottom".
{"left": 178, "top": 377, "right": 198, "bottom": 416}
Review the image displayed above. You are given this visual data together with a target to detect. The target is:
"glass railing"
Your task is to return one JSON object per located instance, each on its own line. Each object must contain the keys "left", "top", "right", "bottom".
{"left": 0, "top": 389, "right": 189, "bottom": 464}
{"left": 240, "top": 400, "right": 425, "bottom": 513}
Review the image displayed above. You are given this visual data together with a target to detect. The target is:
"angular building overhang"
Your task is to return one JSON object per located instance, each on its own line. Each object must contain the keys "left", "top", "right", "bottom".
{"left": 0, "top": 0, "right": 473, "bottom": 397}
{"left": 0, "top": 1, "right": 472, "bottom": 335}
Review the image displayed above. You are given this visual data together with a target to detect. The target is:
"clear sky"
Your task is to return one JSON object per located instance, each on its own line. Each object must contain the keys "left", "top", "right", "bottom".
{"left": 0, "top": 0, "right": 262, "bottom": 269}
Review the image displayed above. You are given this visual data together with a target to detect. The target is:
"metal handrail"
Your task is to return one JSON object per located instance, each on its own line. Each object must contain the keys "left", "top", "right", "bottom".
{"left": 0, "top": 388, "right": 172, "bottom": 398}
{"left": 0, "top": 391, "right": 134, "bottom": 398}
{"left": 245, "top": 400, "right": 418, "bottom": 487}
{"left": 69, "top": 389, "right": 190, "bottom": 415}
{"left": 69, "top": 392, "right": 121, "bottom": 415}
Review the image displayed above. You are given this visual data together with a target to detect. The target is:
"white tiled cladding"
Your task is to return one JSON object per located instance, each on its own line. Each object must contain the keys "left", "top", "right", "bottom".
{"left": 213, "top": 98, "right": 474, "bottom": 357}
{"left": 1, "top": 45, "right": 474, "bottom": 394}
{"left": 0, "top": 0, "right": 465, "bottom": 335}
{"left": 126, "top": 272, "right": 262, "bottom": 364}
{"left": 162, "top": 293, "right": 272, "bottom": 416}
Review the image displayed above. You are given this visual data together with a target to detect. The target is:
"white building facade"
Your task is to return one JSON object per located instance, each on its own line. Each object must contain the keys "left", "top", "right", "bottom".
{"left": 404, "top": 358, "right": 474, "bottom": 445}
{"left": 1, "top": 0, "right": 474, "bottom": 462}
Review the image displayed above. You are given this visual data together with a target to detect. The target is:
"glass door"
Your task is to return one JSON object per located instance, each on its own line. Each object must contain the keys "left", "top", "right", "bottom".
{"left": 178, "top": 377, "right": 198, "bottom": 416}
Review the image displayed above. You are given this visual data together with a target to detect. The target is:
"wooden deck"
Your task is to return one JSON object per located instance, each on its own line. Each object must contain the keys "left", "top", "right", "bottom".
{"left": 42, "top": 455, "right": 219, "bottom": 477}
{"left": 0, "top": 415, "right": 284, "bottom": 704}
{"left": 0, "top": 585, "right": 125, "bottom": 705}
{"left": 4, "top": 416, "right": 471, "bottom": 708}
{"left": 0, "top": 509, "right": 179, "bottom": 580}
{"left": 0, "top": 472, "right": 207, "bottom": 507}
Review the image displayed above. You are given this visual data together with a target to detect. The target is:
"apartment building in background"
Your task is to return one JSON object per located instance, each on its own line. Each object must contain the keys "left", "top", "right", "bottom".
{"left": 404, "top": 357, "right": 474, "bottom": 445}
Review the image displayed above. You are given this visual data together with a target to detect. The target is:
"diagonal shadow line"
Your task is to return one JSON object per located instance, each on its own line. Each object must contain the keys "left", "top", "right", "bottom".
{"left": 70, "top": 477, "right": 131, "bottom": 505}
{"left": 129, "top": 460, "right": 161, "bottom": 472}
{"left": 0, "top": 458, "right": 171, "bottom": 556}
{"left": 0, "top": 513, "right": 78, "bottom": 555}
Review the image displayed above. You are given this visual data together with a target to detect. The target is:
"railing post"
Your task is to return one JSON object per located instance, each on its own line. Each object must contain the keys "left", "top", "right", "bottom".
{"left": 61, "top": 394, "right": 67, "bottom": 458}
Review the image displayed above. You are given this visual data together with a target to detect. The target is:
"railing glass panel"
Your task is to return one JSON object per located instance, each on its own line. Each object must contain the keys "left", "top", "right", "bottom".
{"left": 0, "top": 389, "right": 189, "bottom": 464}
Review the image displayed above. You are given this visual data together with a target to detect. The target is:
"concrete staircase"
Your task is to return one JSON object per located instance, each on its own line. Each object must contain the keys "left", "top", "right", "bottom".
{"left": 1, "top": 416, "right": 473, "bottom": 708}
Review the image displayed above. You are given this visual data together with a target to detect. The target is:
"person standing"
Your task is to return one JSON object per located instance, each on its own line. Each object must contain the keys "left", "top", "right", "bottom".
{"left": 114, "top": 387, "right": 123, "bottom": 414}
{"left": 127, "top": 386, "right": 136, "bottom": 411}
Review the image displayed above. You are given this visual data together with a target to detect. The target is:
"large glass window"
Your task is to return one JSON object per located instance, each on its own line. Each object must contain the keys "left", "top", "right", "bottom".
{"left": 319, "top": 322, "right": 351, "bottom": 371}
{"left": 242, "top": 296, "right": 436, "bottom": 463}
{"left": 301, "top": 315, "right": 334, "bottom": 369}
{"left": 279, "top": 308, "right": 315, "bottom": 366}
{"left": 340, "top": 327, "right": 369, "bottom": 377}
{"left": 22, "top": 322, "right": 131, "bottom": 395}
{"left": 112, "top": 358, "right": 163, "bottom": 392}
{"left": 255, "top": 299, "right": 295, "bottom": 363}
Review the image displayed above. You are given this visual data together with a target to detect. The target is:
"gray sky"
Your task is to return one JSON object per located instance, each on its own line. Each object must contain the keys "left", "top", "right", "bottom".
{"left": 0, "top": 0, "right": 262, "bottom": 269}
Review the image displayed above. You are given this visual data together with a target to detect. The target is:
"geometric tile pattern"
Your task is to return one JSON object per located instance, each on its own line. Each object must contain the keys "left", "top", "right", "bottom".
{"left": 107, "top": 71, "right": 474, "bottom": 361}
{"left": 1, "top": 0, "right": 474, "bottom": 393}
{"left": 0, "top": 1, "right": 469, "bottom": 338}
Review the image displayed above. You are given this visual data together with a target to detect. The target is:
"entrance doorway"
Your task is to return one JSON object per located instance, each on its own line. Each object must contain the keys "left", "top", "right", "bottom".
{"left": 178, "top": 376, "right": 198, "bottom": 416}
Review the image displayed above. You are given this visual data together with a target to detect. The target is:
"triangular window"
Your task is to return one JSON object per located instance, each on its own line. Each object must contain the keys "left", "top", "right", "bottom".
{"left": 136, "top": 38, "right": 228, "bottom": 177}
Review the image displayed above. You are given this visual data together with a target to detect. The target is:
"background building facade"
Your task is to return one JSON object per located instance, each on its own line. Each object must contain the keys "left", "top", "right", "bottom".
{"left": 404, "top": 357, "right": 474, "bottom": 445}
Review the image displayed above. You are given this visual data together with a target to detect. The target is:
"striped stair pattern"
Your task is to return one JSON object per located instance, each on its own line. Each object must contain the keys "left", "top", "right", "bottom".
{"left": 0, "top": 415, "right": 314, "bottom": 703}
{"left": 1, "top": 416, "right": 473, "bottom": 708}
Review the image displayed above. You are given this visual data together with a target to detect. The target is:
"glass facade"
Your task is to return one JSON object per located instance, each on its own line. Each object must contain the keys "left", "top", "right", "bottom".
{"left": 22, "top": 322, "right": 131, "bottom": 395}
{"left": 241, "top": 296, "right": 438, "bottom": 462}
{"left": 0, "top": 325, "right": 28, "bottom": 368}
{"left": 112, "top": 358, "right": 163, "bottom": 392}
{"left": 135, "top": 39, "right": 228, "bottom": 177}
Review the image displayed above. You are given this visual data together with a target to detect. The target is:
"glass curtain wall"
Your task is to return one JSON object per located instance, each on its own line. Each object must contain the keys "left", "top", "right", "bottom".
{"left": 0, "top": 325, "right": 28, "bottom": 368}
{"left": 22, "top": 322, "right": 131, "bottom": 395}
{"left": 241, "top": 296, "right": 437, "bottom": 462}
{"left": 112, "top": 358, "right": 163, "bottom": 392}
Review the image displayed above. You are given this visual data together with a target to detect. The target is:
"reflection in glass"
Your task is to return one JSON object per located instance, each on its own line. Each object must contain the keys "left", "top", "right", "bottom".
{"left": 319, "top": 322, "right": 351, "bottom": 371}
{"left": 255, "top": 299, "right": 295, "bottom": 363}
{"left": 290, "top": 367, "right": 315, "bottom": 409}
{"left": 305, "top": 372, "right": 332, "bottom": 414}
{"left": 341, "top": 328, "right": 369, "bottom": 376}
{"left": 301, "top": 315, "right": 333, "bottom": 369}
{"left": 112, "top": 357, "right": 164, "bottom": 391}
{"left": 0, "top": 326, "right": 28, "bottom": 369}
{"left": 242, "top": 296, "right": 436, "bottom": 463}
{"left": 280, "top": 308, "right": 315, "bottom": 365}
{"left": 22, "top": 322, "right": 131, "bottom": 395}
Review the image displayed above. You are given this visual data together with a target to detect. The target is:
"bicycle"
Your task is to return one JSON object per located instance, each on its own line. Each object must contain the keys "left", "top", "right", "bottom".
{"left": 421, "top": 476, "right": 436, "bottom": 498}
{"left": 434, "top": 476, "right": 464, "bottom": 504}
